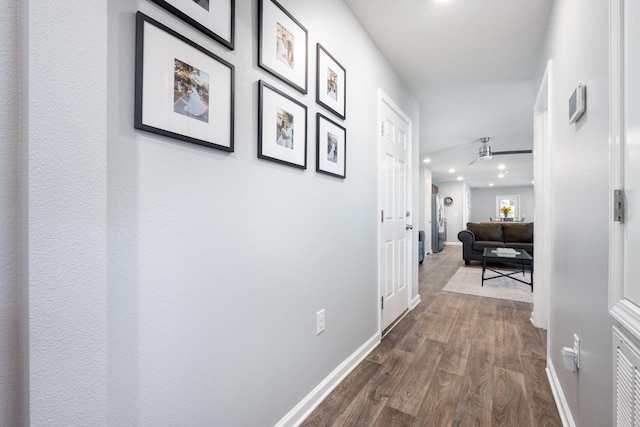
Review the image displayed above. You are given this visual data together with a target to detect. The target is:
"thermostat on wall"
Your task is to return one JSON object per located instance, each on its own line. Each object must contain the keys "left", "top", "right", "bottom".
{"left": 569, "top": 82, "right": 586, "bottom": 124}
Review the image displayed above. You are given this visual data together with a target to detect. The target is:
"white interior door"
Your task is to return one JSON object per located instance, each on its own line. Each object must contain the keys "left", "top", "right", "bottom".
{"left": 622, "top": 0, "right": 640, "bottom": 306}
{"left": 611, "top": 5, "right": 640, "bottom": 424}
{"left": 610, "top": 0, "right": 640, "bottom": 338}
{"left": 379, "top": 92, "right": 411, "bottom": 333}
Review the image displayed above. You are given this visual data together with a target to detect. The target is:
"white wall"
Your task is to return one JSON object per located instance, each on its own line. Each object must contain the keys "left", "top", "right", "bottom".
{"left": 469, "top": 185, "right": 534, "bottom": 223}
{"left": 25, "top": 1, "right": 109, "bottom": 424}
{"left": 4, "top": 1, "right": 420, "bottom": 425}
{"left": 535, "top": 0, "right": 613, "bottom": 425}
{"left": 0, "top": 1, "right": 25, "bottom": 426}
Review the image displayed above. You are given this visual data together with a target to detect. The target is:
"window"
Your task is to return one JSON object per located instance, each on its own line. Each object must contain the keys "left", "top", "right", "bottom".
{"left": 496, "top": 195, "right": 519, "bottom": 220}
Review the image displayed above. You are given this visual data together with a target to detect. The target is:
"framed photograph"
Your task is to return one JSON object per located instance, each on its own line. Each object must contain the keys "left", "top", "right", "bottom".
{"left": 258, "top": 0, "right": 308, "bottom": 94}
{"left": 258, "top": 80, "right": 307, "bottom": 169}
{"left": 134, "top": 12, "right": 234, "bottom": 152}
{"left": 316, "top": 44, "right": 346, "bottom": 119}
{"left": 316, "top": 113, "right": 346, "bottom": 179}
{"left": 150, "top": 0, "right": 235, "bottom": 49}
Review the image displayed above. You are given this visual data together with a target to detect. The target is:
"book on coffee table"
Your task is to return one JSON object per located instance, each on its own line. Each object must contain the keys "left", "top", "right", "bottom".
{"left": 493, "top": 247, "right": 520, "bottom": 257}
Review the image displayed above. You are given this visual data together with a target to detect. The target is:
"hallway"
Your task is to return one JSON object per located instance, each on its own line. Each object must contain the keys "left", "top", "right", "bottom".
{"left": 301, "top": 246, "right": 561, "bottom": 426}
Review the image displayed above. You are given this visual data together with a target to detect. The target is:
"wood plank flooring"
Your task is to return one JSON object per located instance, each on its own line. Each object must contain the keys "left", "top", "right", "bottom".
{"left": 301, "top": 245, "right": 561, "bottom": 427}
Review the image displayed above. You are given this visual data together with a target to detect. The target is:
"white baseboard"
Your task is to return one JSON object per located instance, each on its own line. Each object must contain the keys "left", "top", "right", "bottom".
{"left": 275, "top": 332, "right": 380, "bottom": 427}
{"left": 546, "top": 357, "right": 576, "bottom": 427}
{"left": 411, "top": 294, "right": 421, "bottom": 310}
{"left": 444, "top": 242, "right": 462, "bottom": 246}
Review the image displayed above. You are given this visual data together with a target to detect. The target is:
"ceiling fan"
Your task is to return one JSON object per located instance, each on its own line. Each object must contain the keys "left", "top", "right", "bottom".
{"left": 467, "top": 137, "right": 533, "bottom": 165}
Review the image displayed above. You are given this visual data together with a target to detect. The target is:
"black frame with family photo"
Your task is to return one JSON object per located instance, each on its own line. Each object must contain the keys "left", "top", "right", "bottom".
{"left": 258, "top": 0, "right": 308, "bottom": 94}
{"left": 316, "top": 113, "right": 346, "bottom": 179}
{"left": 150, "top": 0, "right": 235, "bottom": 49}
{"left": 316, "top": 43, "right": 346, "bottom": 120}
{"left": 258, "top": 80, "right": 307, "bottom": 169}
{"left": 134, "top": 12, "right": 234, "bottom": 152}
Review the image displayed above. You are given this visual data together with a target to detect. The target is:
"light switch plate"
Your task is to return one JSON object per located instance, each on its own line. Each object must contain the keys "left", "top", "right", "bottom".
{"left": 316, "top": 309, "right": 325, "bottom": 335}
{"left": 574, "top": 333, "right": 581, "bottom": 368}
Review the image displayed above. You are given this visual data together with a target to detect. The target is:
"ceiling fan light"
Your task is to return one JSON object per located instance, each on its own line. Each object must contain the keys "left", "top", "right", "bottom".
{"left": 479, "top": 144, "right": 492, "bottom": 159}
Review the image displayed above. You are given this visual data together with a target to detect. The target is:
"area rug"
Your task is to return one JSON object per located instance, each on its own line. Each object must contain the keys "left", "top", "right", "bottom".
{"left": 442, "top": 265, "right": 533, "bottom": 303}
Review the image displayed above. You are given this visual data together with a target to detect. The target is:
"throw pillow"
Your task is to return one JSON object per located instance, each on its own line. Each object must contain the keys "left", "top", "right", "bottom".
{"left": 503, "top": 223, "right": 534, "bottom": 243}
{"left": 467, "top": 222, "right": 503, "bottom": 241}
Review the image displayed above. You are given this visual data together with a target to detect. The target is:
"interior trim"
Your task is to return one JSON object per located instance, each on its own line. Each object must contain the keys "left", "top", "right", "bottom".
{"left": 532, "top": 59, "right": 552, "bottom": 331}
{"left": 275, "top": 332, "right": 380, "bottom": 427}
{"left": 546, "top": 358, "right": 577, "bottom": 427}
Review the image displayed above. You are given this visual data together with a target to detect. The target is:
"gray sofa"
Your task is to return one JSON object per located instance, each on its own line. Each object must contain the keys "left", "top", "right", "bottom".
{"left": 457, "top": 222, "right": 534, "bottom": 264}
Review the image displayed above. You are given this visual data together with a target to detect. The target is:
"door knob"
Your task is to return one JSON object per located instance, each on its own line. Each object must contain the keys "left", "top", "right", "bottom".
{"left": 406, "top": 224, "right": 413, "bottom": 230}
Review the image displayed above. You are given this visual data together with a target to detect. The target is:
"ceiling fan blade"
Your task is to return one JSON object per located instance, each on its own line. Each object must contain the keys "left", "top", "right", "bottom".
{"left": 424, "top": 138, "right": 483, "bottom": 156}
{"left": 492, "top": 150, "right": 533, "bottom": 155}
{"left": 468, "top": 157, "right": 479, "bottom": 165}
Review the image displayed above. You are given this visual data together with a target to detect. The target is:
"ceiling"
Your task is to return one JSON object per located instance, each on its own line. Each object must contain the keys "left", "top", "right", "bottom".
{"left": 344, "top": 0, "right": 554, "bottom": 188}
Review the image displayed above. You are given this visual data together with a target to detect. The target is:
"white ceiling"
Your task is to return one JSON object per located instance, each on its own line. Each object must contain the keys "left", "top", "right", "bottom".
{"left": 344, "top": 0, "right": 554, "bottom": 188}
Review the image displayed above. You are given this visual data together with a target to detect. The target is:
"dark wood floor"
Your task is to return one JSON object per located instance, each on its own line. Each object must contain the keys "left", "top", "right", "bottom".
{"left": 301, "top": 245, "right": 562, "bottom": 426}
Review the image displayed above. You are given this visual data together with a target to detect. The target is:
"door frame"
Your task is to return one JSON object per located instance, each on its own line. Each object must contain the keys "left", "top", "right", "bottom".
{"left": 377, "top": 89, "right": 413, "bottom": 335}
{"left": 532, "top": 60, "right": 552, "bottom": 330}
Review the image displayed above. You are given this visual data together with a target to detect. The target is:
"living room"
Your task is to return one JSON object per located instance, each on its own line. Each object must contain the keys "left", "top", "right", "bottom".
{"left": 427, "top": 183, "right": 535, "bottom": 251}
{"left": 425, "top": 179, "right": 537, "bottom": 313}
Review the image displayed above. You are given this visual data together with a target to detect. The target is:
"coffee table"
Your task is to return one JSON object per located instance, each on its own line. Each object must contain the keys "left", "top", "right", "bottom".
{"left": 482, "top": 247, "right": 533, "bottom": 291}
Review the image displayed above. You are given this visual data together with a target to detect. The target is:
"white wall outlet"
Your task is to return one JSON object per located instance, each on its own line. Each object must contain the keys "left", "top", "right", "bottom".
{"left": 561, "top": 334, "right": 581, "bottom": 373}
{"left": 316, "top": 309, "right": 325, "bottom": 335}
{"left": 561, "top": 346, "right": 577, "bottom": 372}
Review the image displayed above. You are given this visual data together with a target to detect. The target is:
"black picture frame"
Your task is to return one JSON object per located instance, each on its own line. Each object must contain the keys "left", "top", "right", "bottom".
{"left": 134, "top": 12, "right": 234, "bottom": 152}
{"left": 150, "top": 0, "right": 235, "bottom": 49}
{"left": 258, "top": 0, "right": 308, "bottom": 94}
{"left": 316, "top": 43, "right": 346, "bottom": 119}
{"left": 316, "top": 113, "right": 346, "bottom": 179}
{"left": 258, "top": 80, "right": 308, "bottom": 169}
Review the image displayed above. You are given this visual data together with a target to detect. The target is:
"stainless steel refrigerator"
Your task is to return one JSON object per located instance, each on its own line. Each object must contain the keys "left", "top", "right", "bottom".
{"left": 431, "top": 194, "right": 446, "bottom": 252}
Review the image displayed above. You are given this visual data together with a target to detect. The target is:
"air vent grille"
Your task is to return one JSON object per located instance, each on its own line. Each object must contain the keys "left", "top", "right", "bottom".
{"left": 614, "top": 327, "right": 640, "bottom": 426}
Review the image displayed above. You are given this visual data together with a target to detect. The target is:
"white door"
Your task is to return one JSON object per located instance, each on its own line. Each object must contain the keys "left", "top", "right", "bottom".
{"left": 610, "top": 0, "right": 640, "bottom": 338}
{"left": 622, "top": 0, "right": 640, "bottom": 306}
{"left": 379, "top": 91, "right": 412, "bottom": 333}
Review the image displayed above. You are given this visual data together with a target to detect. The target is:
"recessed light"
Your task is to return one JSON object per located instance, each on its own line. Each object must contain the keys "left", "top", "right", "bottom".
{"left": 448, "top": 168, "right": 456, "bottom": 173}
{"left": 498, "top": 173, "right": 504, "bottom": 178}
{"left": 457, "top": 176, "right": 463, "bottom": 181}
{"left": 498, "top": 164, "right": 506, "bottom": 170}
{"left": 423, "top": 158, "right": 432, "bottom": 163}
{"left": 489, "top": 183, "right": 494, "bottom": 187}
